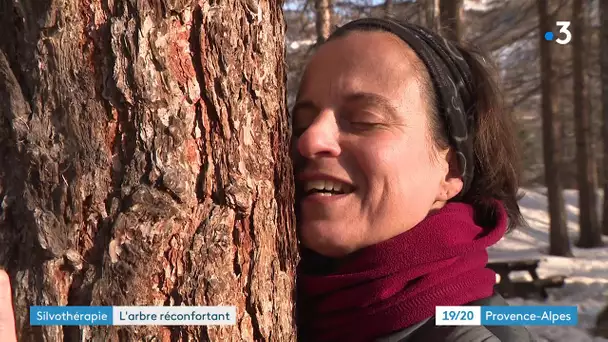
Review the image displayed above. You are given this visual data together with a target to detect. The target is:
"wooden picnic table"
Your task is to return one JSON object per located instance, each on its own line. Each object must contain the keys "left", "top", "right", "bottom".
{"left": 487, "top": 258, "right": 566, "bottom": 300}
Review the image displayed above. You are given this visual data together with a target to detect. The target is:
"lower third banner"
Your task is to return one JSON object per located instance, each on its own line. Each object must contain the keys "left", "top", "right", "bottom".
{"left": 30, "top": 306, "right": 236, "bottom": 326}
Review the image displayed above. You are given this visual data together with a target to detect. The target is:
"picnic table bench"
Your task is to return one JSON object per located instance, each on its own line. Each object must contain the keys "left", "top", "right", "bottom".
{"left": 487, "top": 258, "right": 566, "bottom": 300}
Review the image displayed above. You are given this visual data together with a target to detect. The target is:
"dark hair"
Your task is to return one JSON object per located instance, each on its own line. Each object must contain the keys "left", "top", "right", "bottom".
{"left": 427, "top": 41, "right": 525, "bottom": 231}
{"left": 327, "top": 20, "right": 525, "bottom": 231}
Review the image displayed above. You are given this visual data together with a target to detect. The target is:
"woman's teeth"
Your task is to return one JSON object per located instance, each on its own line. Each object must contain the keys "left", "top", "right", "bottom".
{"left": 303, "top": 180, "right": 353, "bottom": 195}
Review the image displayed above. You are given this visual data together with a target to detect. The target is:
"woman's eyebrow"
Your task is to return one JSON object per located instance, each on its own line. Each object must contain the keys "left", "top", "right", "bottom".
{"left": 292, "top": 93, "right": 399, "bottom": 118}
{"left": 343, "top": 92, "right": 399, "bottom": 118}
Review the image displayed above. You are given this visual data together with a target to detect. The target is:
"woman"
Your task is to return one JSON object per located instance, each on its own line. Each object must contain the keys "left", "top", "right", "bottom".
{"left": 0, "top": 17, "right": 533, "bottom": 342}
{"left": 292, "top": 17, "right": 535, "bottom": 341}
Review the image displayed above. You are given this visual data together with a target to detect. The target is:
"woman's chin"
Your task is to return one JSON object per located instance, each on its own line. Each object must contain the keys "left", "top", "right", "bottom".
{"left": 307, "top": 245, "right": 353, "bottom": 258}
{"left": 300, "top": 224, "right": 360, "bottom": 258}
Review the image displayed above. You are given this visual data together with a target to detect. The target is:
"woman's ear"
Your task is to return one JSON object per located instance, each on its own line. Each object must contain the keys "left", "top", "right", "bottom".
{"left": 436, "top": 149, "right": 464, "bottom": 202}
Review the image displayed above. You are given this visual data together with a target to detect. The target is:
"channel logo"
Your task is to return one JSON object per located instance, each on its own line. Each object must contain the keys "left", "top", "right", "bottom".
{"left": 544, "top": 21, "right": 572, "bottom": 45}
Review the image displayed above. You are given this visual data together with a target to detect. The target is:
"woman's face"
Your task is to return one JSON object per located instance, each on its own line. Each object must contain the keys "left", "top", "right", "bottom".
{"left": 292, "top": 31, "right": 462, "bottom": 257}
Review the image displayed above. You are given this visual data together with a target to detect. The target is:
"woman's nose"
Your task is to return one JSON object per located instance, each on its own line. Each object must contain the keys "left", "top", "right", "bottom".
{"left": 296, "top": 110, "right": 341, "bottom": 159}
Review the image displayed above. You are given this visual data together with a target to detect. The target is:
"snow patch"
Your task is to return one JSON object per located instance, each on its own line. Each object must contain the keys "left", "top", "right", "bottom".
{"left": 489, "top": 188, "right": 608, "bottom": 341}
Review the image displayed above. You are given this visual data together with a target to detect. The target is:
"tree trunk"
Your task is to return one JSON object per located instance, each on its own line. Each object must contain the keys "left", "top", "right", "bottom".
{"left": 537, "top": 0, "right": 573, "bottom": 257}
{"left": 315, "top": 0, "right": 332, "bottom": 44}
{"left": 595, "top": 303, "right": 608, "bottom": 338}
{"left": 0, "top": 1, "right": 297, "bottom": 341}
{"left": 586, "top": 1, "right": 599, "bottom": 194}
{"left": 601, "top": 0, "right": 608, "bottom": 235}
{"left": 422, "top": 0, "right": 440, "bottom": 31}
{"left": 384, "top": 0, "right": 394, "bottom": 19}
{"left": 439, "top": 0, "right": 463, "bottom": 41}
{"left": 572, "top": 0, "right": 603, "bottom": 248}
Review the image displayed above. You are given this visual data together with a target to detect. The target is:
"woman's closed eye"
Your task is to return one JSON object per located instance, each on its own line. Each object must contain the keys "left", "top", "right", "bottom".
{"left": 347, "top": 121, "right": 384, "bottom": 130}
{"left": 340, "top": 110, "right": 389, "bottom": 132}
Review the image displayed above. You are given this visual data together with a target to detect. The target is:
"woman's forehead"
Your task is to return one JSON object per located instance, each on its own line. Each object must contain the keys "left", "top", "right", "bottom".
{"left": 298, "top": 31, "right": 423, "bottom": 105}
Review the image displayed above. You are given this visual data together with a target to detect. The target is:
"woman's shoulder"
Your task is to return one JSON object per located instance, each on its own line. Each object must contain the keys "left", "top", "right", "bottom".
{"left": 376, "top": 293, "right": 538, "bottom": 342}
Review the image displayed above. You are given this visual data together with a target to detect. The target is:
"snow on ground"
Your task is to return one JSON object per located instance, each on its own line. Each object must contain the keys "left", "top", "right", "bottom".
{"left": 489, "top": 188, "right": 608, "bottom": 342}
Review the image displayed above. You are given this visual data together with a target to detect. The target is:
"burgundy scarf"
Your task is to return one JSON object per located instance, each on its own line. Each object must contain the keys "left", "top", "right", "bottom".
{"left": 296, "top": 201, "right": 507, "bottom": 342}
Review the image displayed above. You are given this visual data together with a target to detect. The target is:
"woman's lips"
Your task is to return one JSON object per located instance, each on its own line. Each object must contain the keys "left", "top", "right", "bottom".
{"left": 300, "top": 191, "right": 354, "bottom": 204}
{"left": 297, "top": 172, "right": 356, "bottom": 196}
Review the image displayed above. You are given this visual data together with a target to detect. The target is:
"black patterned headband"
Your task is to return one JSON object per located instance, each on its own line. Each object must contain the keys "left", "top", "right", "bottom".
{"left": 329, "top": 18, "right": 475, "bottom": 197}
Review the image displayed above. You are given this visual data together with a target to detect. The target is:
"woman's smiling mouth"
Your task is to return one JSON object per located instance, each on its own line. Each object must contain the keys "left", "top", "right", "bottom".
{"left": 298, "top": 173, "right": 356, "bottom": 199}
{"left": 303, "top": 179, "right": 355, "bottom": 196}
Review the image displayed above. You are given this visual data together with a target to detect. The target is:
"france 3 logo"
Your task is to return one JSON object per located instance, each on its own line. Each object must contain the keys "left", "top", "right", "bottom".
{"left": 544, "top": 21, "right": 572, "bottom": 45}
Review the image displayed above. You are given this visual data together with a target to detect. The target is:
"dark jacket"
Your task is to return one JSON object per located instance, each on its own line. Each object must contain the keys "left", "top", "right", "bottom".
{"left": 376, "top": 293, "right": 537, "bottom": 342}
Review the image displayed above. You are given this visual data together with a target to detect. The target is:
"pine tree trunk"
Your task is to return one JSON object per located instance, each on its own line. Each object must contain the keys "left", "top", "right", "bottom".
{"left": 601, "top": 0, "right": 608, "bottom": 235}
{"left": 0, "top": 0, "right": 297, "bottom": 341}
{"left": 439, "top": 0, "right": 463, "bottom": 41}
{"left": 537, "top": 0, "right": 573, "bottom": 257}
{"left": 384, "top": 0, "right": 394, "bottom": 19}
{"left": 315, "top": 0, "right": 332, "bottom": 44}
{"left": 422, "top": 0, "right": 439, "bottom": 30}
{"left": 572, "top": 0, "right": 603, "bottom": 248}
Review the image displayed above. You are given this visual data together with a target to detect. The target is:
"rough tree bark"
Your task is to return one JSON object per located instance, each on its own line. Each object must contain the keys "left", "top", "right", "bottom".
{"left": 0, "top": 0, "right": 297, "bottom": 341}
{"left": 314, "top": 0, "right": 332, "bottom": 44}
{"left": 537, "top": 0, "right": 573, "bottom": 257}
{"left": 572, "top": 0, "right": 602, "bottom": 248}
